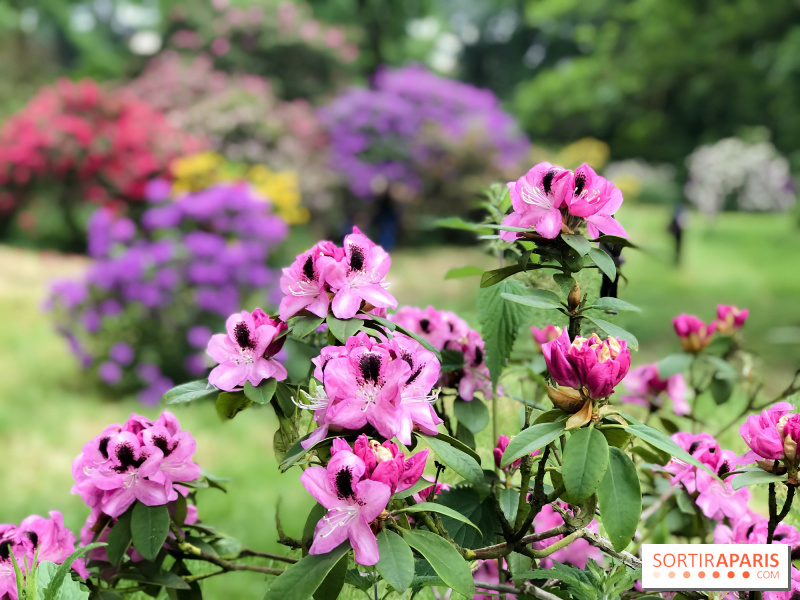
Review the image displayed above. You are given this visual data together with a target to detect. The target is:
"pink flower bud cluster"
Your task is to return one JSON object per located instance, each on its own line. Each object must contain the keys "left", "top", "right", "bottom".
{"left": 672, "top": 304, "right": 749, "bottom": 353}
{"left": 278, "top": 227, "right": 397, "bottom": 321}
{"left": 300, "top": 435, "right": 427, "bottom": 566}
{"left": 71, "top": 411, "right": 202, "bottom": 518}
{"left": 499, "top": 162, "right": 628, "bottom": 241}
{"left": 389, "top": 305, "right": 492, "bottom": 401}
{"left": 0, "top": 512, "right": 87, "bottom": 600}
{"left": 299, "top": 331, "right": 442, "bottom": 448}
{"left": 739, "top": 402, "right": 800, "bottom": 479}
{"left": 541, "top": 329, "right": 631, "bottom": 400}
{"left": 206, "top": 308, "right": 288, "bottom": 391}
{"left": 621, "top": 363, "right": 690, "bottom": 416}
{"left": 665, "top": 433, "right": 750, "bottom": 522}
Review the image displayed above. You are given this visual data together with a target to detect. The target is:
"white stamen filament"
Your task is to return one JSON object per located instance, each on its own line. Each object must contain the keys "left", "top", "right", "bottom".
{"left": 402, "top": 388, "right": 440, "bottom": 405}
{"left": 318, "top": 506, "right": 359, "bottom": 538}
{"left": 294, "top": 388, "right": 331, "bottom": 411}
{"left": 521, "top": 185, "right": 551, "bottom": 209}
{"left": 288, "top": 280, "right": 319, "bottom": 297}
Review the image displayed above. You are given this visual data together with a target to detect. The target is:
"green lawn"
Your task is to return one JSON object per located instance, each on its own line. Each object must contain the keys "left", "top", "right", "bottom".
{"left": 0, "top": 205, "right": 798, "bottom": 597}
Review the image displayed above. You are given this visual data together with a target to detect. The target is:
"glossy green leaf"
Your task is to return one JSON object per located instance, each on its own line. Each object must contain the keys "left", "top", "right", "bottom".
{"left": 453, "top": 397, "right": 489, "bottom": 434}
{"left": 597, "top": 447, "right": 642, "bottom": 552}
{"left": 274, "top": 382, "right": 297, "bottom": 418}
{"left": 589, "top": 247, "right": 617, "bottom": 280}
{"left": 131, "top": 503, "right": 170, "bottom": 562}
{"left": 562, "top": 427, "right": 609, "bottom": 502}
{"left": 501, "top": 421, "right": 566, "bottom": 467}
{"left": 244, "top": 379, "right": 277, "bottom": 405}
{"left": 292, "top": 316, "right": 325, "bottom": 339}
{"left": 656, "top": 353, "right": 693, "bottom": 378}
{"left": 478, "top": 279, "right": 531, "bottom": 385}
{"left": 498, "top": 487, "right": 519, "bottom": 525}
{"left": 731, "top": 469, "right": 788, "bottom": 490}
{"left": 162, "top": 380, "right": 218, "bottom": 405}
{"left": 264, "top": 543, "right": 350, "bottom": 600}
{"left": 396, "top": 502, "right": 481, "bottom": 533}
{"left": 584, "top": 316, "right": 639, "bottom": 350}
{"left": 501, "top": 292, "right": 563, "bottom": 310}
{"left": 444, "top": 266, "right": 484, "bottom": 280}
{"left": 106, "top": 507, "right": 133, "bottom": 567}
{"left": 590, "top": 235, "right": 638, "bottom": 249}
{"left": 440, "top": 349, "right": 466, "bottom": 373}
{"left": 215, "top": 391, "right": 253, "bottom": 421}
{"left": 480, "top": 264, "right": 526, "bottom": 288}
{"left": 326, "top": 315, "right": 363, "bottom": 343}
{"left": 375, "top": 529, "right": 414, "bottom": 593}
{"left": 313, "top": 550, "right": 348, "bottom": 600}
{"left": 561, "top": 233, "right": 592, "bottom": 256}
{"left": 403, "top": 530, "right": 475, "bottom": 598}
{"left": 420, "top": 434, "right": 483, "bottom": 483}
{"left": 589, "top": 297, "right": 641, "bottom": 312}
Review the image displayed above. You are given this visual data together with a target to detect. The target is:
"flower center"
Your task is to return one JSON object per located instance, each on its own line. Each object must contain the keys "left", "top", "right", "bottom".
{"left": 234, "top": 322, "right": 255, "bottom": 350}
{"left": 349, "top": 245, "right": 365, "bottom": 271}
{"left": 114, "top": 443, "right": 145, "bottom": 473}
{"left": 335, "top": 467, "right": 356, "bottom": 500}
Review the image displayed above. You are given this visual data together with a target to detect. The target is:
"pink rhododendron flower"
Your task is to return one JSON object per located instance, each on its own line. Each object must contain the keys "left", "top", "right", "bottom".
{"left": 206, "top": 309, "right": 288, "bottom": 391}
{"left": 474, "top": 559, "right": 517, "bottom": 600}
{"left": 301, "top": 441, "right": 392, "bottom": 565}
{"left": 664, "top": 432, "right": 750, "bottom": 521}
{"left": 389, "top": 305, "right": 492, "bottom": 401}
{"left": 621, "top": 363, "right": 690, "bottom": 416}
{"left": 413, "top": 476, "right": 450, "bottom": 503}
{"left": 0, "top": 511, "right": 86, "bottom": 600}
{"left": 71, "top": 411, "right": 201, "bottom": 518}
{"left": 739, "top": 402, "right": 800, "bottom": 480}
{"left": 715, "top": 304, "right": 749, "bottom": 335}
{"left": 278, "top": 241, "right": 337, "bottom": 321}
{"left": 531, "top": 324, "right": 561, "bottom": 350}
{"left": 500, "top": 162, "right": 571, "bottom": 240}
{"left": 343, "top": 434, "right": 428, "bottom": 494}
{"left": 541, "top": 329, "right": 630, "bottom": 400}
{"left": 532, "top": 504, "right": 604, "bottom": 568}
{"left": 298, "top": 332, "right": 442, "bottom": 448}
{"left": 672, "top": 313, "right": 716, "bottom": 353}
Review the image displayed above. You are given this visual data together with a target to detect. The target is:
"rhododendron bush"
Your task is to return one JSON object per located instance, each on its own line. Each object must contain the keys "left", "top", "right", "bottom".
{"left": 9, "top": 162, "right": 800, "bottom": 600}
{"left": 0, "top": 79, "right": 204, "bottom": 248}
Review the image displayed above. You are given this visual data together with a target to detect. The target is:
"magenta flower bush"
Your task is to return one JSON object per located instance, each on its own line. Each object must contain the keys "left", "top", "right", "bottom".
{"left": 46, "top": 181, "right": 288, "bottom": 403}
{"left": 10, "top": 165, "right": 800, "bottom": 599}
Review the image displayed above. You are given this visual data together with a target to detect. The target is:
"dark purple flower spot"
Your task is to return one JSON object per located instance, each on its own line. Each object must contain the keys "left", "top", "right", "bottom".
{"left": 407, "top": 367, "right": 423, "bottom": 386}
{"left": 0, "top": 540, "right": 11, "bottom": 560}
{"left": 234, "top": 322, "right": 255, "bottom": 350}
{"left": 359, "top": 354, "right": 382, "bottom": 384}
{"left": 400, "top": 352, "right": 414, "bottom": 370}
{"left": 473, "top": 347, "right": 483, "bottom": 366}
{"left": 717, "top": 462, "right": 730, "bottom": 477}
{"left": 688, "top": 441, "right": 701, "bottom": 455}
{"left": 349, "top": 245, "right": 365, "bottom": 271}
{"left": 152, "top": 435, "right": 173, "bottom": 457}
{"left": 574, "top": 172, "right": 587, "bottom": 195}
{"left": 302, "top": 254, "right": 315, "bottom": 281}
{"left": 420, "top": 319, "right": 431, "bottom": 333}
{"left": 335, "top": 467, "right": 356, "bottom": 500}
{"left": 114, "top": 443, "right": 145, "bottom": 472}
{"left": 543, "top": 170, "right": 556, "bottom": 194}
{"left": 23, "top": 531, "right": 38, "bottom": 547}
{"left": 98, "top": 437, "right": 110, "bottom": 459}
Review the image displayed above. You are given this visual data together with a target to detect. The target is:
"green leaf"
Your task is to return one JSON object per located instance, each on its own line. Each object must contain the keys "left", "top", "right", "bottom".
{"left": 402, "top": 530, "right": 475, "bottom": 598}
{"left": 590, "top": 235, "right": 638, "bottom": 249}
{"left": 215, "top": 391, "right": 253, "bottom": 421}
{"left": 396, "top": 502, "right": 481, "bottom": 533}
{"left": 435, "top": 217, "right": 492, "bottom": 234}
{"left": 731, "top": 469, "right": 789, "bottom": 490}
{"left": 501, "top": 421, "right": 566, "bottom": 467}
{"left": 589, "top": 247, "right": 617, "bottom": 280}
{"left": 480, "top": 264, "right": 526, "bottom": 288}
{"left": 656, "top": 353, "right": 694, "bottom": 378}
{"left": 118, "top": 563, "right": 192, "bottom": 590}
{"left": 562, "top": 427, "right": 610, "bottom": 502}
{"left": 621, "top": 414, "right": 721, "bottom": 480}
{"left": 292, "top": 316, "right": 325, "bottom": 339}
{"left": 498, "top": 487, "right": 519, "bottom": 525}
{"left": 444, "top": 266, "right": 484, "bottom": 280}
{"left": 162, "top": 380, "right": 218, "bottom": 405}
{"left": 601, "top": 427, "right": 633, "bottom": 449}
{"left": 425, "top": 431, "right": 482, "bottom": 464}
{"left": 589, "top": 297, "right": 640, "bottom": 312}
{"left": 507, "top": 552, "right": 532, "bottom": 587}
{"left": 479, "top": 279, "right": 531, "bottom": 386}
{"left": 40, "top": 543, "right": 105, "bottom": 600}
{"left": 553, "top": 273, "right": 576, "bottom": 298}
{"left": 440, "top": 349, "right": 466, "bottom": 373}
{"left": 597, "top": 447, "right": 642, "bottom": 552}
{"left": 436, "top": 487, "right": 499, "bottom": 549}
{"left": 326, "top": 315, "right": 363, "bottom": 343}
{"left": 375, "top": 529, "right": 415, "bottom": 593}
{"left": 37, "top": 561, "right": 90, "bottom": 600}
{"left": 265, "top": 543, "right": 350, "bottom": 599}
{"left": 393, "top": 477, "right": 435, "bottom": 500}
{"left": 453, "top": 398, "right": 489, "bottom": 434}
{"left": 302, "top": 503, "right": 328, "bottom": 551}
{"left": 313, "top": 550, "right": 348, "bottom": 600}
{"left": 420, "top": 434, "right": 483, "bottom": 483}
{"left": 631, "top": 444, "right": 671, "bottom": 466}
{"left": 106, "top": 507, "right": 133, "bottom": 567}
{"left": 710, "top": 375, "right": 735, "bottom": 405}
{"left": 274, "top": 382, "right": 297, "bottom": 418}
{"left": 131, "top": 502, "right": 170, "bottom": 562}
{"left": 561, "top": 233, "right": 592, "bottom": 256}
{"left": 501, "top": 290, "right": 564, "bottom": 310}
{"left": 244, "top": 379, "right": 278, "bottom": 405}
{"left": 584, "top": 316, "right": 639, "bottom": 350}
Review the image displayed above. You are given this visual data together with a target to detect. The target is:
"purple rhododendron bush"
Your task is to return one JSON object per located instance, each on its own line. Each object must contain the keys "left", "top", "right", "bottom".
{"left": 6, "top": 162, "right": 800, "bottom": 600}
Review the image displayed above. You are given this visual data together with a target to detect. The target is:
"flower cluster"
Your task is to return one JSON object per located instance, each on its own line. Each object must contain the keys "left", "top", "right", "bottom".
{"left": 206, "top": 308, "right": 287, "bottom": 391}
{"left": 389, "top": 305, "right": 492, "bottom": 401}
{"left": 673, "top": 304, "right": 748, "bottom": 353}
{"left": 71, "top": 411, "right": 201, "bottom": 518}
{"left": 542, "top": 329, "right": 631, "bottom": 401}
{"left": 298, "top": 331, "right": 441, "bottom": 447}
{"left": 499, "top": 162, "right": 627, "bottom": 241}
{"left": 621, "top": 363, "right": 690, "bottom": 416}
{"left": 739, "top": 402, "right": 800, "bottom": 481}
{"left": 0, "top": 78, "right": 204, "bottom": 228}
{"left": 46, "top": 182, "right": 288, "bottom": 403}
{"left": 665, "top": 433, "right": 750, "bottom": 522}
{"left": 320, "top": 64, "right": 529, "bottom": 201}
{"left": 0, "top": 512, "right": 87, "bottom": 600}
{"left": 279, "top": 227, "right": 396, "bottom": 321}
{"left": 301, "top": 435, "right": 427, "bottom": 565}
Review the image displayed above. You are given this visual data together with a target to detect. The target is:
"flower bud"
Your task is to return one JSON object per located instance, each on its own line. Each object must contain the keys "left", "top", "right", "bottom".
{"left": 568, "top": 280, "right": 581, "bottom": 311}
{"left": 715, "top": 304, "right": 749, "bottom": 335}
{"left": 546, "top": 385, "right": 586, "bottom": 413}
{"left": 672, "top": 313, "right": 715, "bottom": 353}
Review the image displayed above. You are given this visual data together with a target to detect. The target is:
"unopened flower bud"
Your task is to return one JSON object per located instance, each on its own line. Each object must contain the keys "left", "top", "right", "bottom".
{"left": 568, "top": 280, "right": 581, "bottom": 311}
{"left": 370, "top": 440, "right": 394, "bottom": 463}
{"left": 547, "top": 385, "right": 586, "bottom": 414}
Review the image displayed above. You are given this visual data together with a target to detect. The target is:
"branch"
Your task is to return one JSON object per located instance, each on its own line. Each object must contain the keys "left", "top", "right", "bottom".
{"left": 474, "top": 580, "right": 564, "bottom": 600}
{"left": 238, "top": 549, "right": 298, "bottom": 564}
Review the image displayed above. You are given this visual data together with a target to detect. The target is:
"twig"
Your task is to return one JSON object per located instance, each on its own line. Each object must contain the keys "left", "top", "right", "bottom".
{"left": 474, "top": 580, "right": 564, "bottom": 600}
{"left": 238, "top": 549, "right": 298, "bottom": 564}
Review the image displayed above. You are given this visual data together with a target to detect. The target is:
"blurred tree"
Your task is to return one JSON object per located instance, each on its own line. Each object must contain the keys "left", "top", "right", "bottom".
{"left": 511, "top": 0, "right": 800, "bottom": 164}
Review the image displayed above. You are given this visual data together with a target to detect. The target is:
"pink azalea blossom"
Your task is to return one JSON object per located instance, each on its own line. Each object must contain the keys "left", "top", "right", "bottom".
{"left": 564, "top": 164, "right": 615, "bottom": 218}
{"left": 413, "top": 476, "right": 450, "bottom": 503}
{"left": 500, "top": 162, "right": 571, "bottom": 241}
{"left": 301, "top": 443, "right": 392, "bottom": 565}
{"left": 278, "top": 241, "right": 337, "bottom": 321}
{"left": 532, "top": 503, "right": 604, "bottom": 568}
{"left": 672, "top": 313, "right": 716, "bottom": 353}
{"left": 583, "top": 180, "right": 628, "bottom": 238}
{"left": 715, "top": 304, "right": 749, "bottom": 335}
{"left": 390, "top": 333, "right": 442, "bottom": 445}
{"left": 389, "top": 305, "right": 492, "bottom": 401}
{"left": 541, "top": 329, "right": 630, "bottom": 400}
{"left": 206, "top": 309, "right": 288, "bottom": 391}
{"left": 531, "top": 324, "right": 561, "bottom": 350}
{"left": 739, "top": 402, "right": 796, "bottom": 463}
{"left": 342, "top": 434, "right": 428, "bottom": 494}
{"left": 621, "top": 363, "right": 690, "bottom": 416}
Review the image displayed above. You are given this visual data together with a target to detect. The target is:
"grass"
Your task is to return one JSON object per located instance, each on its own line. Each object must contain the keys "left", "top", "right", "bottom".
{"left": 0, "top": 205, "right": 798, "bottom": 597}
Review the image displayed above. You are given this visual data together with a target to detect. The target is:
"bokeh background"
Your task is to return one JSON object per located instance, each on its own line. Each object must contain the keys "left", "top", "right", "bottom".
{"left": 1, "top": 0, "right": 800, "bottom": 597}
